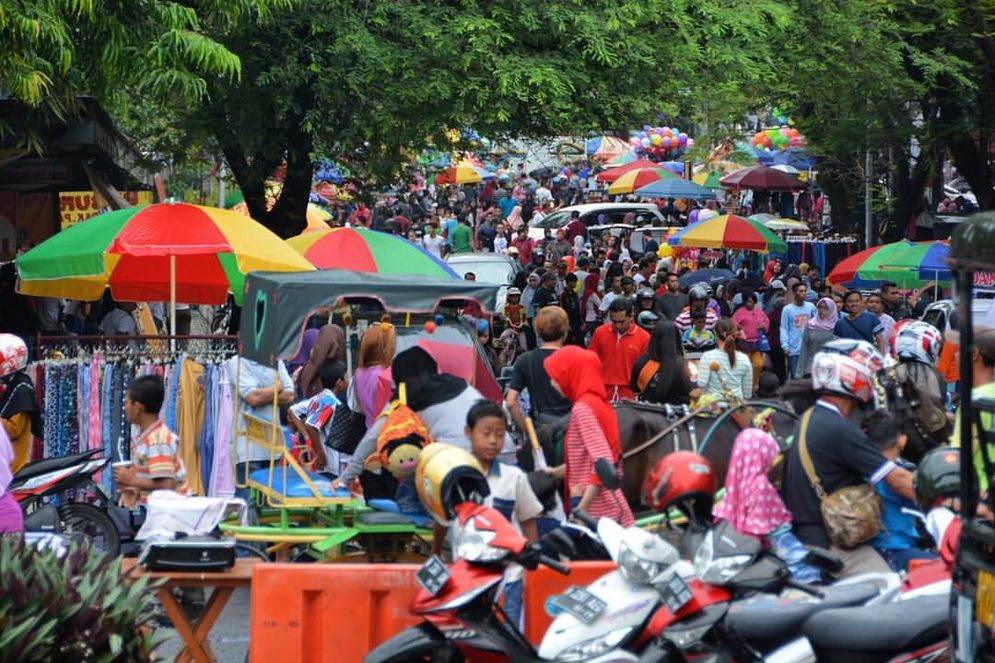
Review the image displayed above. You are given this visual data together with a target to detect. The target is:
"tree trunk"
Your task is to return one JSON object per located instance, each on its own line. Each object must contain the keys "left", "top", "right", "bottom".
{"left": 816, "top": 157, "right": 860, "bottom": 235}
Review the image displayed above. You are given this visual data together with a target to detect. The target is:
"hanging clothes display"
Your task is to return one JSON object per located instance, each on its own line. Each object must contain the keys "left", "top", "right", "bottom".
{"left": 771, "top": 235, "right": 861, "bottom": 276}
{"left": 26, "top": 340, "right": 237, "bottom": 498}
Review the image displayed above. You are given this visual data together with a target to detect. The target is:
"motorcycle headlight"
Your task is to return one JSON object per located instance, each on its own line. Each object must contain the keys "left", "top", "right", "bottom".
{"left": 618, "top": 541, "right": 663, "bottom": 585}
{"left": 454, "top": 517, "right": 506, "bottom": 563}
{"left": 693, "top": 533, "right": 751, "bottom": 585}
{"left": 556, "top": 627, "right": 632, "bottom": 662}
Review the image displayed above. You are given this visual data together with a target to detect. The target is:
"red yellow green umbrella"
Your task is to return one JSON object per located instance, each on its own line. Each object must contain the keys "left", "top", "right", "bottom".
{"left": 434, "top": 162, "right": 491, "bottom": 185}
{"left": 15, "top": 202, "right": 314, "bottom": 305}
{"left": 286, "top": 228, "right": 460, "bottom": 279}
{"left": 667, "top": 214, "right": 787, "bottom": 252}
{"left": 607, "top": 167, "right": 679, "bottom": 195}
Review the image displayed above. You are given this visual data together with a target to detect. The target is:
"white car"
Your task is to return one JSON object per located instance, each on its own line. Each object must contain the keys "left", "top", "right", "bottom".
{"left": 444, "top": 253, "right": 518, "bottom": 314}
{"left": 528, "top": 203, "right": 666, "bottom": 242}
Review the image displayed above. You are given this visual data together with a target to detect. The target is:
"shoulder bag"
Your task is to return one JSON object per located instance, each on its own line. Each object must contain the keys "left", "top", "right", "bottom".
{"left": 797, "top": 408, "right": 883, "bottom": 550}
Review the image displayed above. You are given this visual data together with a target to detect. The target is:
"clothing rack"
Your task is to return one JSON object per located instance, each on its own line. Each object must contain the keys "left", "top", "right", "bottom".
{"left": 34, "top": 335, "right": 238, "bottom": 361}
{"left": 28, "top": 339, "right": 239, "bottom": 499}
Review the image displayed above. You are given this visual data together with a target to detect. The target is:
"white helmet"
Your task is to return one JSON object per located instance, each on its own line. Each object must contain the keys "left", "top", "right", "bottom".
{"left": 811, "top": 339, "right": 884, "bottom": 404}
{"left": 893, "top": 320, "right": 943, "bottom": 365}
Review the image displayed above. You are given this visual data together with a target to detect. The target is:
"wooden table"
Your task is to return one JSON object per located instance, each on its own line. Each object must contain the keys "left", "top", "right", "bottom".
{"left": 122, "top": 558, "right": 260, "bottom": 663}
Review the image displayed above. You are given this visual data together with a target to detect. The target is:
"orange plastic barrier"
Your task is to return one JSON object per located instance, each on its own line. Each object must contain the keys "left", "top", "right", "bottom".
{"left": 523, "top": 561, "right": 615, "bottom": 643}
{"left": 250, "top": 560, "right": 618, "bottom": 661}
{"left": 250, "top": 563, "right": 423, "bottom": 663}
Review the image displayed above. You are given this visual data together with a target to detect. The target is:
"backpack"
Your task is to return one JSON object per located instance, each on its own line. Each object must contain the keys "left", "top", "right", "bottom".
{"left": 363, "top": 383, "right": 433, "bottom": 478}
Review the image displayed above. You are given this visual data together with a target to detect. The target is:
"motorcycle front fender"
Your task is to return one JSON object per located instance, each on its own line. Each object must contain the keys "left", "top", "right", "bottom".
{"left": 363, "top": 622, "right": 453, "bottom": 663}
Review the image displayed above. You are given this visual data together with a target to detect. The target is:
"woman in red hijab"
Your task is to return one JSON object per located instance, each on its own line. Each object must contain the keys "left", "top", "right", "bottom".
{"left": 544, "top": 346, "right": 634, "bottom": 525}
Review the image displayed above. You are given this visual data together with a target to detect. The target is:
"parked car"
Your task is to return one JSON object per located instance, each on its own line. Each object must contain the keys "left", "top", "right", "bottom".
{"left": 528, "top": 202, "right": 666, "bottom": 241}
{"left": 444, "top": 253, "right": 518, "bottom": 314}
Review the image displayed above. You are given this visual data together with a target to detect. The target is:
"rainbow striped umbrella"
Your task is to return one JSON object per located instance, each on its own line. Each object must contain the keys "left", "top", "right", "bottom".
{"left": 827, "top": 241, "right": 950, "bottom": 286}
{"left": 667, "top": 214, "right": 787, "bottom": 252}
{"left": 586, "top": 136, "right": 632, "bottom": 163}
{"left": 16, "top": 202, "right": 314, "bottom": 305}
{"left": 286, "top": 228, "right": 460, "bottom": 279}
{"left": 607, "top": 167, "right": 679, "bottom": 195}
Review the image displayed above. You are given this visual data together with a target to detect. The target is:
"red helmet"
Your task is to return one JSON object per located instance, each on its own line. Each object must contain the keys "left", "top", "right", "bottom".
{"left": 643, "top": 451, "right": 716, "bottom": 519}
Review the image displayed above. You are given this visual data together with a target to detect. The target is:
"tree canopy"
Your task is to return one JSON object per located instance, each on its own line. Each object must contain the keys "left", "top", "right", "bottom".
{"left": 115, "top": 0, "right": 789, "bottom": 237}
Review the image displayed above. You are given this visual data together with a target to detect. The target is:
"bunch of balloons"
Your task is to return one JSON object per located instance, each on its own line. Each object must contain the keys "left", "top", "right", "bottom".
{"left": 752, "top": 127, "right": 805, "bottom": 151}
{"left": 629, "top": 126, "right": 692, "bottom": 161}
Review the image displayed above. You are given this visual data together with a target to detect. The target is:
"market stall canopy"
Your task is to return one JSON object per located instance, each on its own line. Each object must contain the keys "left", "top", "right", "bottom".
{"left": 594, "top": 159, "right": 660, "bottom": 183}
{"left": 949, "top": 213, "right": 995, "bottom": 271}
{"left": 286, "top": 227, "right": 459, "bottom": 279}
{"left": 632, "top": 176, "right": 718, "bottom": 201}
{"left": 240, "top": 269, "right": 501, "bottom": 366}
{"left": 763, "top": 218, "right": 809, "bottom": 232}
{"left": 668, "top": 214, "right": 787, "bottom": 252}
{"left": 720, "top": 165, "right": 806, "bottom": 191}
{"left": 16, "top": 202, "right": 314, "bottom": 304}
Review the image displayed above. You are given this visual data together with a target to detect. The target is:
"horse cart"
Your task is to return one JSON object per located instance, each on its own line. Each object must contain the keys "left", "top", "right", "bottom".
{"left": 219, "top": 269, "right": 501, "bottom": 561}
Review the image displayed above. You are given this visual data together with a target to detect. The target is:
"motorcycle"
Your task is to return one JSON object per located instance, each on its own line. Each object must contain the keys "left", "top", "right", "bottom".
{"left": 10, "top": 448, "right": 121, "bottom": 555}
{"left": 367, "top": 460, "right": 702, "bottom": 662}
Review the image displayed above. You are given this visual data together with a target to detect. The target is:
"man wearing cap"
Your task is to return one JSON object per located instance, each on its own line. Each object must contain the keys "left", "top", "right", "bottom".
{"left": 511, "top": 227, "right": 535, "bottom": 266}
{"left": 532, "top": 272, "right": 560, "bottom": 311}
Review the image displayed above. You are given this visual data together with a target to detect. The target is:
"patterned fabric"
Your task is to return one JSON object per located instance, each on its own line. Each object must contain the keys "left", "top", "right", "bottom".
{"left": 291, "top": 389, "right": 343, "bottom": 474}
{"left": 564, "top": 403, "right": 634, "bottom": 526}
{"left": 714, "top": 428, "right": 792, "bottom": 537}
{"left": 131, "top": 420, "right": 189, "bottom": 498}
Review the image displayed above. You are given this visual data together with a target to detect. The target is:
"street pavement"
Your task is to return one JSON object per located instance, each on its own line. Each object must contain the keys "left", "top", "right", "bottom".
{"left": 155, "top": 588, "right": 251, "bottom": 662}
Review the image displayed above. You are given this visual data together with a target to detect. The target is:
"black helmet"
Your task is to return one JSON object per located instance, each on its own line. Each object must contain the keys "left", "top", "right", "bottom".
{"left": 913, "top": 447, "right": 961, "bottom": 510}
{"left": 635, "top": 288, "right": 656, "bottom": 308}
{"left": 688, "top": 284, "right": 711, "bottom": 301}
{"left": 637, "top": 310, "right": 660, "bottom": 331}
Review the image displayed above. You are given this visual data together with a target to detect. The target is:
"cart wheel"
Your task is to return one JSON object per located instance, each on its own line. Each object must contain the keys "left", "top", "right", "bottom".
{"left": 58, "top": 502, "right": 120, "bottom": 556}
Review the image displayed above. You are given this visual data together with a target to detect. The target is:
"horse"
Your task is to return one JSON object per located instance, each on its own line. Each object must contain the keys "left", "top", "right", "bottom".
{"left": 615, "top": 365, "right": 946, "bottom": 509}
{"left": 615, "top": 399, "right": 799, "bottom": 507}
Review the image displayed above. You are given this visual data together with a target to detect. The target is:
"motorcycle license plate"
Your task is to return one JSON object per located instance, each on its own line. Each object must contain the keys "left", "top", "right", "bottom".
{"left": 416, "top": 556, "right": 451, "bottom": 596}
{"left": 660, "top": 573, "right": 693, "bottom": 614}
{"left": 978, "top": 570, "right": 995, "bottom": 629}
{"left": 549, "top": 586, "right": 608, "bottom": 624}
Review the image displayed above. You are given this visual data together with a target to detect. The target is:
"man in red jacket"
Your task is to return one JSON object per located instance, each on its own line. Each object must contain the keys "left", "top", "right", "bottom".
{"left": 511, "top": 226, "right": 535, "bottom": 266}
{"left": 587, "top": 297, "right": 650, "bottom": 402}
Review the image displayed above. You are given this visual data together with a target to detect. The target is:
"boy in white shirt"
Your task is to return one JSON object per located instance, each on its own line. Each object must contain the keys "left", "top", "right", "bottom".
{"left": 465, "top": 399, "right": 542, "bottom": 627}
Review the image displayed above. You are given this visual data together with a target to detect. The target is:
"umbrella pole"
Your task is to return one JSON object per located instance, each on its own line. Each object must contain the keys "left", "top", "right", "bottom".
{"left": 170, "top": 255, "right": 176, "bottom": 352}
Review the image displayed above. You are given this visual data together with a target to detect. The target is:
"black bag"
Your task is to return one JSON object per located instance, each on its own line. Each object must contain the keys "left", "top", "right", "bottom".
{"left": 326, "top": 402, "right": 367, "bottom": 455}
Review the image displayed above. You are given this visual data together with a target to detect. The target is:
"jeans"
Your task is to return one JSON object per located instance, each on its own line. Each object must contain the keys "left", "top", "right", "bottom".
{"left": 501, "top": 579, "right": 524, "bottom": 629}
{"left": 879, "top": 547, "right": 938, "bottom": 573}
{"left": 788, "top": 354, "right": 800, "bottom": 380}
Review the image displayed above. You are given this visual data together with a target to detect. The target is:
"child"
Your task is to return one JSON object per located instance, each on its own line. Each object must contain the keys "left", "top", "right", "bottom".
{"left": 465, "top": 399, "right": 543, "bottom": 627}
{"left": 865, "top": 411, "right": 938, "bottom": 572}
{"left": 288, "top": 359, "right": 349, "bottom": 476}
{"left": 114, "top": 375, "right": 189, "bottom": 507}
{"left": 683, "top": 309, "right": 716, "bottom": 352}
{"left": 714, "top": 428, "right": 820, "bottom": 583}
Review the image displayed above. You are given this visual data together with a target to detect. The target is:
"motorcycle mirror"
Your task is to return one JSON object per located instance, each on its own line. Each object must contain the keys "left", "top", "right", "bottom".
{"left": 594, "top": 458, "right": 620, "bottom": 491}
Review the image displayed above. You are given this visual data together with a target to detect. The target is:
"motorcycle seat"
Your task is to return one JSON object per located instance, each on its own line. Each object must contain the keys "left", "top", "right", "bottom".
{"left": 13, "top": 449, "right": 102, "bottom": 482}
{"left": 726, "top": 583, "right": 879, "bottom": 652}
{"left": 802, "top": 594, "right": 948, "bottom": 663}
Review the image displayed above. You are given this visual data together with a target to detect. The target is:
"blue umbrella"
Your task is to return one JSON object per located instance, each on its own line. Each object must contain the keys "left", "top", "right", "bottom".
{"left": 679, "top": 268, "right": 736, "bottom": 289}
{"left": 633, "top": 177, "right": 718, "bottom": 201}
{"left": 773, "top": 148, "right": 817, "bottom": 170}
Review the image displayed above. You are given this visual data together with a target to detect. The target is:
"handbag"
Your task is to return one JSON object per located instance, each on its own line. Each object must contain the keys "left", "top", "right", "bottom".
{"left": 757, "top": 329, "right": 771, "bottom": 353}
{"left": 325, "top": 380, "right": 367, "bottom": 455}
{"left": 797, "top": 408, "right": 883, "bottom": 550}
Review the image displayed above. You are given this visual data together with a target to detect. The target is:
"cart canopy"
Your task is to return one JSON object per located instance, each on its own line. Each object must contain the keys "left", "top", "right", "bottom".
{"left": 239, "top": 269, "right": 501, "bottom": 366}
